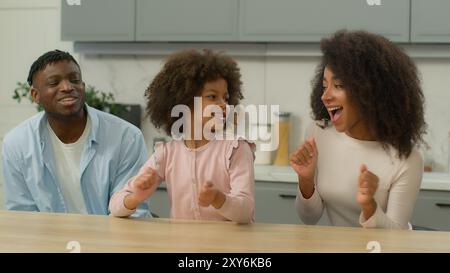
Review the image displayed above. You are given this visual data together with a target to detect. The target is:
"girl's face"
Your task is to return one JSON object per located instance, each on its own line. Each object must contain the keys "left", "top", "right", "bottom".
{"left": 198, "top": 78, "right": 229, "bottom": 135}
{"left": 321, "top": 66, "right": 373, "bottom": 140}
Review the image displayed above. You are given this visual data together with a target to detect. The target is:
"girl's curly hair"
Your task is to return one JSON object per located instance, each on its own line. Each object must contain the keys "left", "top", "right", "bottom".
{"left": 145, "top": 49, "right": 243, "bottom": 135}
{"left": 311, "top": 30, "right": 426, "bottom": 158}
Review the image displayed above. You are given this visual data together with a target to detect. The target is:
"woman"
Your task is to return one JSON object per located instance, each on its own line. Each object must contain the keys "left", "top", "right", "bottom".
{"left": 290, "top": 30, "right": 426, "bottom": 229}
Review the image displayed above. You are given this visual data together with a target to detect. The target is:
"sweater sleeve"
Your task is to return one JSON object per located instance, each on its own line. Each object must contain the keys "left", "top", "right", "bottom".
{"left": 216, "top": 139, "right": 255, "bottom": 224}
{"left": 295, "top": 181, "right": 325, "bottom": 225}
{"left": 294, "top": 121, "right": 325, "bottom": 224}
{"left": 359, "top": 149, "right": 423, "bottom": 229}
{"left": 109, "top": 143, "right": 165, "bottom": 217}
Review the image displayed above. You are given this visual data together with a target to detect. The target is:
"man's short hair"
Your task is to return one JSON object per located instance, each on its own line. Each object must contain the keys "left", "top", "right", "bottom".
{"left": 27, "top": 50, "right": 80, "bottom": 86}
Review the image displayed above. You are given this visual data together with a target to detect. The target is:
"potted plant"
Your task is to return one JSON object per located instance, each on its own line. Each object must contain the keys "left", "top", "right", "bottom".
{"left": 12, "top": 82, "right": 141, "bottom": 128}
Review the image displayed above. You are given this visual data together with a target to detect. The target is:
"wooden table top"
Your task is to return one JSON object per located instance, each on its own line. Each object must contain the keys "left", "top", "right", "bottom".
{"left": 0, "top": 210, "right": 449, "bottom": 253}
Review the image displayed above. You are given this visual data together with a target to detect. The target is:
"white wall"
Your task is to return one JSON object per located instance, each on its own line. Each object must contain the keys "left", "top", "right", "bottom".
{"left": 80, "top": 54, "right": 450, "bottom": 172}
{"left": 416, "top": 58, "right": 450, "bottom": 171}
{"left": 1, "top": 2, "right": 450, "bottom": 211}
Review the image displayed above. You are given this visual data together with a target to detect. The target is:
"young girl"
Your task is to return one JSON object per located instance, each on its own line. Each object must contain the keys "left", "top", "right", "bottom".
{"left": 109, "top": 49, "right": 255, "bottom": 224}
{"left": 290, "top": 30, "right": 426, "bottom": 229}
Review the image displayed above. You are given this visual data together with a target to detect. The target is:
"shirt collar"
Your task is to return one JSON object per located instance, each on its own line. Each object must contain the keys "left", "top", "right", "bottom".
{"left": 85, "top": 105, "right": 99, "bottom": 145}
{"left": 37, "top": 104, "right": 100, "bottom": 150}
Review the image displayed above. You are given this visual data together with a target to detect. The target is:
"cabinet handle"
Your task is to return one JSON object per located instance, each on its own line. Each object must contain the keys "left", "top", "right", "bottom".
{"left": 279, "top": 194, "right": 296, "bottom": 199}
{"left": 156, "top": 187, "right": 167, "bottom": 192}
{"left": 435, "top": 203, "right": 450, "bottom": 208}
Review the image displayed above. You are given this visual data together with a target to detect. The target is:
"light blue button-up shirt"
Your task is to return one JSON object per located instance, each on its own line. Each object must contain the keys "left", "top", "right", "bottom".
{"left": 2, "top": 105, "right": 151, "bottom": 217}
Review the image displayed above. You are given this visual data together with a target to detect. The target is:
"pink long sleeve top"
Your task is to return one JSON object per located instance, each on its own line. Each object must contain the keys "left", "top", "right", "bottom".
{"left": 109, "top": 137, "right": 256, "bottom": 224}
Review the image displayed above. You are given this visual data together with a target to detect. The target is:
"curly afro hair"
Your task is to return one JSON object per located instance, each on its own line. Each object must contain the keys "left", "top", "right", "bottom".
{"left": 145, "top": 49, "right": 243, "bottom": 136}
{"left": 310, "top": 30, "right": 426, "bottom": 158}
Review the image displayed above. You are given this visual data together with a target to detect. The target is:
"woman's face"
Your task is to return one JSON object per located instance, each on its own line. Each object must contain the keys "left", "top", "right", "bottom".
{"left": 321, "top": 66, "right": 373, "bottom": 140}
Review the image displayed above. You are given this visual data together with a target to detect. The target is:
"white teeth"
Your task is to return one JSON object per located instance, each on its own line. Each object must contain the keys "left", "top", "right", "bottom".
{"left": 327, "top": 106, "right": 342, "bottom": 111}
{"left": 61, "top": 97, "right": 76, "bottom": 101}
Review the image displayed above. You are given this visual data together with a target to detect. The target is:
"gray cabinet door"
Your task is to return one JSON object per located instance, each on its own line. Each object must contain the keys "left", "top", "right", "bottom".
{"left": 411, "top": 0, "right": 450, "bottom": 43}
{"left": 0, "top": 185, "right": 3, "bottom": 210}
{"left": 255, "top": 181, "right": 301, "bottom": 224}
{"left": 255, "top": 181, "right": 329, "bottom": 225}
{"left": 239, "top": 0, "right": 410, "bottom": 42}
{"left": 147, "top": 186, "right": 170, "bottom": 218}
{"left": 61, "top": 0, "right": 135, "bottom": 41}
{"left": 411, "top": 190, "right": 450, "bottom": 231}
{"left": 136, "top": 0, "right": 238, "bottom": 41}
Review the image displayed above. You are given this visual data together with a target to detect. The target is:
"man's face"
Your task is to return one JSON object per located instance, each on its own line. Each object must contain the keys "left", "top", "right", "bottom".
{"left": 31, "top": 60, "right": 85, "bottom": 118}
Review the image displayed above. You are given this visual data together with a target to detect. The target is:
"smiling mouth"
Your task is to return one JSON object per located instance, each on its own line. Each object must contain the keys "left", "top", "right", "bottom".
{"left": 58, "top": 97, "right": 79, "bottom": 106}
{"left": 60, "top": 97, "right": 77, "bottom": 101}
{"left": 327, "top": 106, "right": 343, "bottom": 122}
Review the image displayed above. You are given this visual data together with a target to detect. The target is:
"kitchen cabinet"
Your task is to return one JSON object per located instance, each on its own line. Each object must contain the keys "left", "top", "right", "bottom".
{"left": 62, "top": 0, "right": 410, "bottom": 43}
{"left": 255, "top": 181, "right": 329, "bottom": 225}
{"left": 255, "top": 181, "right": 300, "bottom": 224}
{"left": 0, "top": 140, "right": 3, "bottom": 210}
{"left": 126, "top": 175, "right": 450, "bottom": 231}
{"left": 136, "top": 0, "right": 238, "bottom": 41}
{"left": 411, "top": 190, "right": 450, "bottom": 231}
{"left": 61, "top": 0, "right": 450, "bottom": 44}
{"left": 147, "top": 186, "right": 170, "bottom": 218}
{"left": 0, "top": 183, "right": 3, "bottom": 210}
{"left": 411, "top": 0, "right": 450, "bottom": 43}
{"left": 239, "top": 0, "right": 410, "bottom": 42}
{"left": 147, "top": 180, "right": 330, "bottom": 224}
{"left": 61, "top": 0, "right": 135, "bottom": 41}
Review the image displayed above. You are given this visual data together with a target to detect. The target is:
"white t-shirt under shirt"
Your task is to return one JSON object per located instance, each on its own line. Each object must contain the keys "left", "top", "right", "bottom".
{"left": 47, "top": 117, "right": 91, "bottom": 214}
{"left": 295, "top": 122, "right": 423, "bottom": 229}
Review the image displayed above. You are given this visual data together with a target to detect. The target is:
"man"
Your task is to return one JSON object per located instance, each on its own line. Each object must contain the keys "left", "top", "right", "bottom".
{"left": 2, "top": 50, "right": 150, "bottom": 217}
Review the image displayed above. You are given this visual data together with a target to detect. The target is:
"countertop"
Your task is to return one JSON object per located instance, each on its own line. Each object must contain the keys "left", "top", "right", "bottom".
{"left": 1, "top": 210, "right": 450, "bottom": 252}
{"left": 255, "top": 165, "right": 450, "bottom": 191}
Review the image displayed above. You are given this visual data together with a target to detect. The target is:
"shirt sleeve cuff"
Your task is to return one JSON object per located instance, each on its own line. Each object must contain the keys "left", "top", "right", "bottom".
{"left": 359, "top": 203, "right": 380, "bottom": 228}
{"left": 297, "top": 186, "right": 321, "bottom": 208}
{"left": 111, "top": 191, "right": 137, "bottom": 217}
{"left": 216, "top": 194, "right": 253, "bottom": 224}
{"left": 216, "top": 195, "right": 232, "bottom": 215}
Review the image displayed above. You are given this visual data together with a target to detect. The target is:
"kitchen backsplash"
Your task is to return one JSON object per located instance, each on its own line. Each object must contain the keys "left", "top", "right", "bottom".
{"left": 78, "top": 54, "right": 450, "bottom": 172}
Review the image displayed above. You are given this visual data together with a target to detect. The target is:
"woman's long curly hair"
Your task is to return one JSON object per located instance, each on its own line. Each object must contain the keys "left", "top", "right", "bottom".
{"left": 145, "top": 49, "right": 243, "bottom": 135}
{"left": 310, "top": 30, "right": 426, "bottom": 158}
